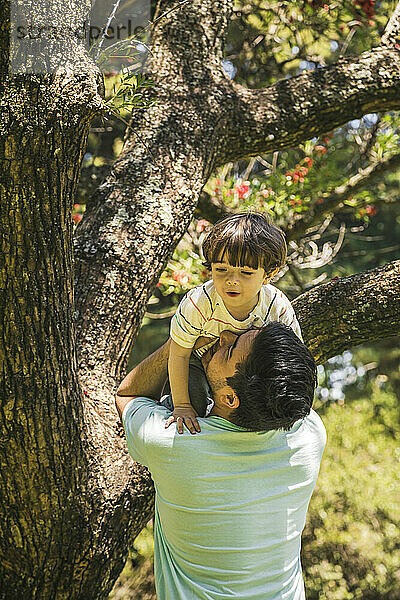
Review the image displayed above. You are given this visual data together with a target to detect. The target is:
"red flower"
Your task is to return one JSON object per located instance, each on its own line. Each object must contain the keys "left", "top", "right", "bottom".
{"left": 365, "top": 204, "right": 377, "bottom": 217}
{"left": 315, "top": 145, "right": 327, "bottom": 154}
{"left": 196, "top": 219, "right": 210, "bottom": 233}
{"left": 289, "top": 166, "right": 308, "bottom": 184}
{"left": 172, "top": 270, "right": 190, "bottom": 285}
{"left": 73, "top": 213, "right": 82, "bottom": 224}
{"left": 235, "top": 183, "right": 250, "bottom": 199}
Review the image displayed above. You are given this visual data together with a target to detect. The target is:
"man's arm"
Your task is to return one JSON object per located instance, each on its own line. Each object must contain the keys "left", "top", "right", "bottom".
{"left": 115, "top": 339, "right": 171, "bottom": 421}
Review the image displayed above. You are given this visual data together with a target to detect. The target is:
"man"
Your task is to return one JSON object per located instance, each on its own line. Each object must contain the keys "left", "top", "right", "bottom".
{"left": 115, "top": 322, "right": 326, "bottom": 599}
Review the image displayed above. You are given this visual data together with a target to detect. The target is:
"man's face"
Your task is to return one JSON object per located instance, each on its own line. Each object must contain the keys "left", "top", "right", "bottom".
{"left": 201, "top": 329, "right": 259, "bottom": 395}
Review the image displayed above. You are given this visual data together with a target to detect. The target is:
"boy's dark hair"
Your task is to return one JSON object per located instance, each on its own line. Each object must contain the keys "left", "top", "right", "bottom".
{"left": 202, "top": 212, "right": 287, "bottom": 276}
{"left": 226, "top": 322, "right": 316, "bottom": 432}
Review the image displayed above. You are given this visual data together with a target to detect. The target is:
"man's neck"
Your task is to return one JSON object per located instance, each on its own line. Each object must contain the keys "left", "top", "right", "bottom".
{"left": 209, "top": 405, "right": 231, "bottom": 420}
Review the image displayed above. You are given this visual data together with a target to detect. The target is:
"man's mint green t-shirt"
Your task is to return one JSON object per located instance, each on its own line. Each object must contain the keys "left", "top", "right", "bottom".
{"left": 123, "top": 398, "right": 326, "bottom": 600}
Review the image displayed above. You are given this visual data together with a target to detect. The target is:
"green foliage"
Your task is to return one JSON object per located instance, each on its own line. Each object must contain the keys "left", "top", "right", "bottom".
{"left": 104, "top": 71, "right": 157, "bottom": 123}
{"left": 87, "top": 19, "right": 157, "bottom": 122}
{"left": 227, "top": 0, "right": 389, "bottom": 88}
{"left": 152, "top": 109, "right": 400, "bottom": 303}
{"left": 203, "top": 113, "right": 400, "bottom": 224}
{"left": 157, "top": 250, "right": 209, "bottom": 296}
{"left": 203, "top": 138, "right": 332, "bottom": 224}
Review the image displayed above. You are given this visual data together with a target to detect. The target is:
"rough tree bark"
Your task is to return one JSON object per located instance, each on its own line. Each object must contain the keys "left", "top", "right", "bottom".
{"left": 293, "top": 261, "right": 400, "bottom": 364}
{"left": 1, "top": 1, "right": 400, "bottom": 599}
{"left": 0, "top": 2, "right": 153, "bottom": 599}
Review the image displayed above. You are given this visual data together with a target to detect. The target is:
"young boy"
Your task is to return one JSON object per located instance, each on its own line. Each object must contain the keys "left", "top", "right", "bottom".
{"left": 167, "top": 212, "right": 302, "bottom": 433}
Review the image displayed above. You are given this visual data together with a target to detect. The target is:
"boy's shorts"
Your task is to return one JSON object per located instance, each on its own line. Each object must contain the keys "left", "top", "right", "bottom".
{"left": 160, "top": 354, "right": 214, "bottom": 417}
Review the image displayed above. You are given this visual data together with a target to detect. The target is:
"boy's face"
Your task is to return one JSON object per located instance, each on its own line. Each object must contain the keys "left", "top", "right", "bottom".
{"left": 211, "top": 258, "right": 267, "bottom": 314}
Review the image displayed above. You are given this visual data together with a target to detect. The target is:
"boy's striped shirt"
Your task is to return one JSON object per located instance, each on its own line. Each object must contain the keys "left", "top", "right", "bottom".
{"left": 170, "top": 280, "right": 302, "bottom": 351}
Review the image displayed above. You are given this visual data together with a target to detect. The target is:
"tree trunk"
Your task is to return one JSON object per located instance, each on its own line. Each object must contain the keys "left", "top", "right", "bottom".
{"left": 1, "top": 0, "right": 400, "bottom": 598}
{"left": 0, "top": 3, "right": 153, "bottom": 599}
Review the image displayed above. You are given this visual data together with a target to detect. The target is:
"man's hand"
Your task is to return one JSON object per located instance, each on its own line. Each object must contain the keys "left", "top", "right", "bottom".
{"left": 165, "top": 405, "right": 201, "bottom": 435}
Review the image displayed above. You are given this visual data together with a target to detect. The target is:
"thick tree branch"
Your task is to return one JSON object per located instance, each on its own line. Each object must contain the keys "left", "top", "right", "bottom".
{"left": 285, "top": 153, "right": 400, "bottom": 242}
{"left": 216, "top": 48, "right": 400, "bottom": 165}
{"left": 0, "top": 1, "right": 131, "bottom": 596}
{"left": 293, "top": 261, "right": 400, "bottom": 364}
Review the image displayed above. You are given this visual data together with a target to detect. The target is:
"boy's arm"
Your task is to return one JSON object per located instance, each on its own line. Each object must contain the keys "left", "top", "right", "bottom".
{"left": 115, "top": 339, "right": 171, "bottom": 421}
{"left": 167, "top": 340, "right": 200, "bottom": 435}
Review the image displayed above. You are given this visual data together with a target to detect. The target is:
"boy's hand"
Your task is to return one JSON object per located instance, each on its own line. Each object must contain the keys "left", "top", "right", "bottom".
{"left": 165, "top": 406, "right": 201, "bottom": 435}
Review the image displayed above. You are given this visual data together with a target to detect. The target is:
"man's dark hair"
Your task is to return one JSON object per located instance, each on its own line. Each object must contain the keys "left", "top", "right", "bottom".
{"left": 226, "top": 322, "right": 316, "bottom": 432}
{"left": 202, "top": 212, "right": 287, "bottom": 276}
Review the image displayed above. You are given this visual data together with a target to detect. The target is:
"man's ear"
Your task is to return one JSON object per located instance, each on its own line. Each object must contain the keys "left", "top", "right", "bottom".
{"left": 264, "top": 266, "right": 279, "bottom": 283}
{"left": 223, "top": 393, "right": 240, "bottom": 409}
